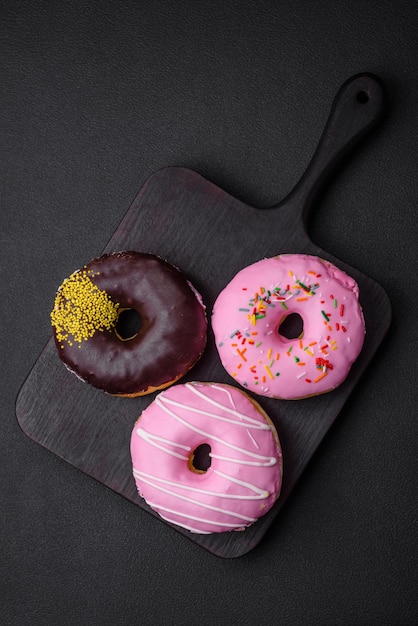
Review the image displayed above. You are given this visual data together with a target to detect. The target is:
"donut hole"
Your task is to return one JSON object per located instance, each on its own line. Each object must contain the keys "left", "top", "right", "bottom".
{"left": 356, "top": 90, "right": 370, "bottom": 103}
{"left": 115, "top": 308, "right": 142, "bottom": 341}
{"left": 189, "top": 443, "right": 212, "bottom": 474}
{"left": 278, "top": 313, "right": 304, "bottom": 340}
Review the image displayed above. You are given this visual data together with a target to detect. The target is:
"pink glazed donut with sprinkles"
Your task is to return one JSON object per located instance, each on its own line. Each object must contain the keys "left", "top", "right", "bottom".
{"left": 130, "top": 382, "right": 282, "bottom": 534}
{"left": 212, "top": 254, "right": 365, "bottom": 399}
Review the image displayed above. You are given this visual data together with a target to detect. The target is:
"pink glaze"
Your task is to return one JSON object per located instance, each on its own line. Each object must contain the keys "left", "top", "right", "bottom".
{"left": 130, "top": 382, "right": 282, "bottom": 534}
{"left": 212, "top": 254, "right": 365, "bottom": 399}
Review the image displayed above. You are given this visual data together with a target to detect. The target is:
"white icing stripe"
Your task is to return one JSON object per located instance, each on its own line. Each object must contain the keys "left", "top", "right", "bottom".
{"left": 155, "top": 513, "right": 212, "bottom": 534}
{"left": 185, "top": 383, "right": 271, "bottom": 429}
{"left": 136, "top": 428, "right": 190, "bottom": 461}
{"left": 133, "top": 468, "right": 269, "bottom": 500}
{"left": 246, "top": 429, "right": 260, "bottom": 450}
{"left": 211, "top": 383, "right": 236, "bottom": 408}
{"left": 211, "top": 469, "right": 269, "bottom": 497}
{"left": 211, "top": 383, "right": 262, "bottom": 449}
{"left": 160, "top": 395, "right": 270, "bottom": 430}
{"left": 147, "top": 502, "right": 250, "bottom": 529}
{"left": 155, "top": 395, "right": 276, "bottom": 466}
{"left": 210, "top": 452, "right": 276, "bottom": 467}
{"left": 134, "top": 472, "right": 258, "bottom": 522}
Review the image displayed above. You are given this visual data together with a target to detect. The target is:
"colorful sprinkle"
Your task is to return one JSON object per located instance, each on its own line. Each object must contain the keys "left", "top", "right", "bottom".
{"left": 313, "top": 371, "right": 328, "bottom": 383}
{"left": 297, "top": 280, "right": 311, "bottom": 293}
{"left": 264, "top": 365, "right": 274, "bottom": 379}
{"left": 236, "top": 348, "right": 248, "bottom": 361}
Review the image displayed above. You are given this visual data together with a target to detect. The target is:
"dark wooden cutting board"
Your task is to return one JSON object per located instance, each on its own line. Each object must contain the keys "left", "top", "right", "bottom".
{"left": 16, "top": 74, "right": 391, "bottom": 558}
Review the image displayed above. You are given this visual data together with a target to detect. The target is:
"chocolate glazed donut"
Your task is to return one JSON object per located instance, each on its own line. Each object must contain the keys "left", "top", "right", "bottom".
{"left": 51, "top": 252, "right": 207, "bottom": 396}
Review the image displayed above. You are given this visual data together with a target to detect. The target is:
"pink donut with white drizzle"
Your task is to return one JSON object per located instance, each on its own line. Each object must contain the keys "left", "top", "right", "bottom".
{"left": 130, "top": 382, "right": 282, "bottom": 534}
{"left": 212, "top": 254, "right": 365, "bottom": 399}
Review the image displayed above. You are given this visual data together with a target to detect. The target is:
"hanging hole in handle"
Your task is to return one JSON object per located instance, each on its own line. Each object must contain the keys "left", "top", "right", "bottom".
{"left": 356, "top": 90, "right": 370, "bottom": 104}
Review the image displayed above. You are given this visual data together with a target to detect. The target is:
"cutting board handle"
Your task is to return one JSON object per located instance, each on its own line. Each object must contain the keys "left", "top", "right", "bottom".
{"left": 274, "top": 73, "right": 385, "bottom": 225}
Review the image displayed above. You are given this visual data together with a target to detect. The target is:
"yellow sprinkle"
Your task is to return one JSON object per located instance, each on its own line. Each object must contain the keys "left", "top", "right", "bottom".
{"left": 264, "top": 365, "right": 274, "bottom": 379}
{"left": 50, "top": 269, "right": 119, "bottom": 346}
{"left": 267, "top": 348, "right": 272, "bottom": 359}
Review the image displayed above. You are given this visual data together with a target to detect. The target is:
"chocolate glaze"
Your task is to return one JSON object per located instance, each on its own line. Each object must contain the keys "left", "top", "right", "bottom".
{"left": 53, "top": 252, "right": 207, "bottom": 395}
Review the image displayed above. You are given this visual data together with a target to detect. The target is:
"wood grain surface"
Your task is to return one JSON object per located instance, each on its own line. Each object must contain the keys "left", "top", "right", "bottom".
{"left": 15, "top": 74, "right": 391, "bottom": 558}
